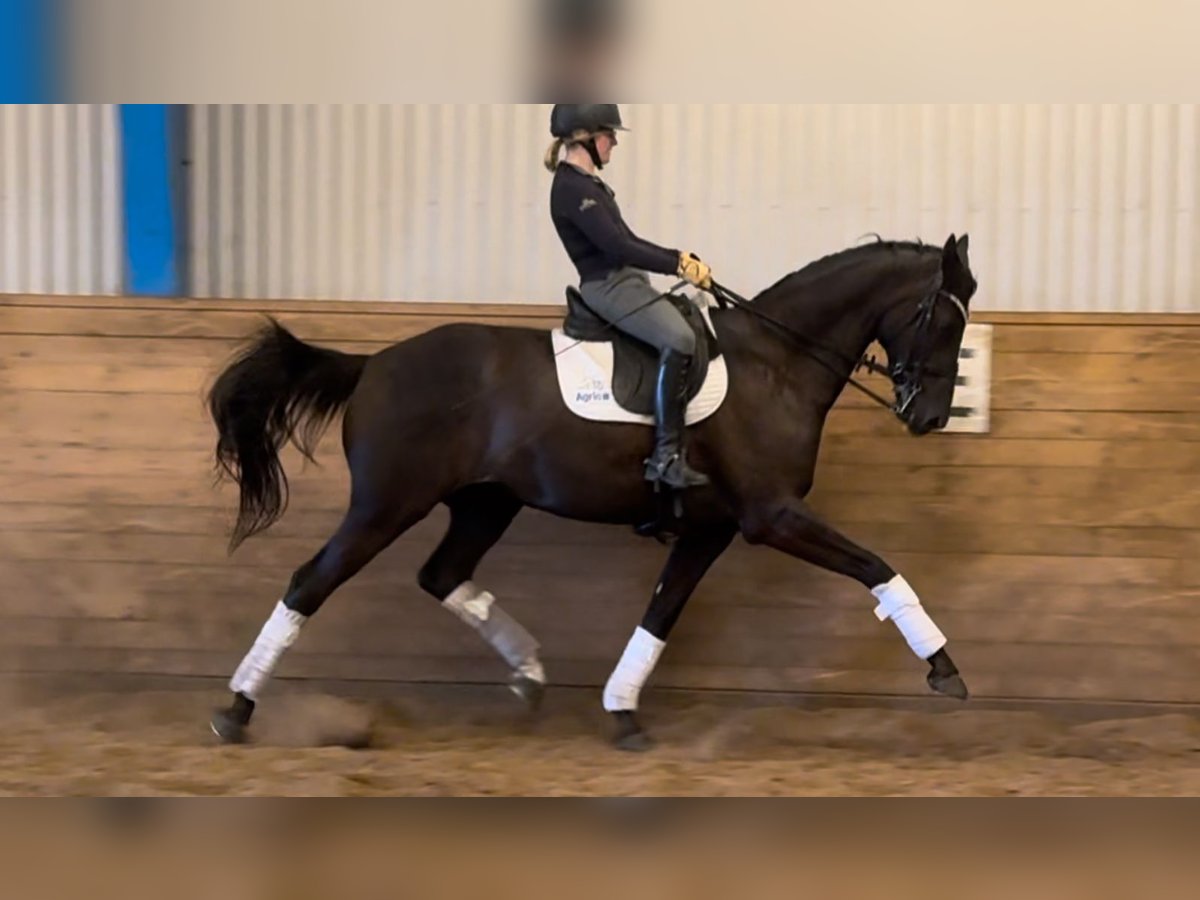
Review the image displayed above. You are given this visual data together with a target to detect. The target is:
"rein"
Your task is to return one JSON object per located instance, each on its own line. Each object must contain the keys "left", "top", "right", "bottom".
{"left": 707, "top": 279, "right": 968, "bottom": 417}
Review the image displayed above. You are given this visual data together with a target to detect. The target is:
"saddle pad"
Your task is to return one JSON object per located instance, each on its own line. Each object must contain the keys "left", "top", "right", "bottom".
{"left": 551, "top": 306, "right": 729, "bottom": 426}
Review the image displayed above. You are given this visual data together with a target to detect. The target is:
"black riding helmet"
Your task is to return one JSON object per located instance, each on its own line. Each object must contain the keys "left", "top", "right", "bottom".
{"left": 550, "top": 104, "right": 628, "bottom": 169}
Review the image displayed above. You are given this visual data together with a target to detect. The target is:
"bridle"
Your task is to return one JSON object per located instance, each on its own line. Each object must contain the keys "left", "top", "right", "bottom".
{"left": 708, "top": 277, "right": 969, "bottom": 419}
{"left": 854, "top": 277, "right": 970, "bottom": 417}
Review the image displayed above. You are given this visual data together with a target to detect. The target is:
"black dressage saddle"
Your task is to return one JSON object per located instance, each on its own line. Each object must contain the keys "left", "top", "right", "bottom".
{"left": 560, "top": 287, "right": 720, "bottom": 416}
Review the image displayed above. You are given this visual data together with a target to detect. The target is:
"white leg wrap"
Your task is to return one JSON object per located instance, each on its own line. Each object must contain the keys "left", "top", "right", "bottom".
{"left": 229, "top": 601, "right": 307, "bottom": 700}
{"left": 603, "top": 627, "right": 665, "bottom": 712}
{"left": 443, "top": 582, "right": 544, "bottom": 683}
{"left": 871, "top": 575, "right": 947, "bottom": 660}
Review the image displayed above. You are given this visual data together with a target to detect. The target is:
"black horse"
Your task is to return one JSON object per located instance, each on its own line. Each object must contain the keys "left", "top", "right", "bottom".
{"left": 208, "top": 234, "right": 978, "bottom": 749}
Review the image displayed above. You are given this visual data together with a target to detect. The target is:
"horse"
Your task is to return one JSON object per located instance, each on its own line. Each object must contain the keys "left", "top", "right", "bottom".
{"left": 207, "top": 233, "right": 979, "bottom": 750}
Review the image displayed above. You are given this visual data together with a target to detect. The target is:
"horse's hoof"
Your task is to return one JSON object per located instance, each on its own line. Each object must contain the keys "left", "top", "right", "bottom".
{"left": 508, "top": 674, "right": 545, "bottom": 712}
{"left": 612, "top": 711, "right": 654, "bottom": 752}
{"left": 616, "top": 730, "right": 655, "bottom": 753}
{"left": 210, "top": 708, "right": 248, "bottom": 745}
{"left": 928, "top": 671, "right": 969, "bottom": 700}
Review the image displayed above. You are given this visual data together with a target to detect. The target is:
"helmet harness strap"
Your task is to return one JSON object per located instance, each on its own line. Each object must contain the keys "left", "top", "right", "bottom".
{"left": 565, "top": 129, "right": 609, "bottom": 170}
{"left": 582, "top": 135, "right": 604, "bottom": 169}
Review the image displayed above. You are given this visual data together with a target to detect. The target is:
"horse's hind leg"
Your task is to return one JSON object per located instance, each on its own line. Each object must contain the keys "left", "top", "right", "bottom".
{"left": 416, "top": 484, "right": 545, "bottom": 708}
{"left": 211, "top": 494, "right": 435, "bottom": 744}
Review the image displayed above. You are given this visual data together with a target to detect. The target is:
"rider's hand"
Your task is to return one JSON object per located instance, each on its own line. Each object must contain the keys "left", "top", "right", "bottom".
{"left": 678, "top": 252, "right": 713, "bottom": 290}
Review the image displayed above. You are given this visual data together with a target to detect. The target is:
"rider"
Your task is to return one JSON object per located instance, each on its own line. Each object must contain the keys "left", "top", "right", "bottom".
{"left": 545, "top": 103, "right": 713, "bottom": 490}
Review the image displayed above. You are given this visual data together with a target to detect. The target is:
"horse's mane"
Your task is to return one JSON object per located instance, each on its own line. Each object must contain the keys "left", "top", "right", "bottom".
{"left": 754, "top": 237, "right": 938, "bottom": 303}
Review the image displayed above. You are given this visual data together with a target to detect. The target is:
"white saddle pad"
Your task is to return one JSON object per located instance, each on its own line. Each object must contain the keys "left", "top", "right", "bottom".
{"left": 550, "top": 302, "right": 729, "bottom": 426}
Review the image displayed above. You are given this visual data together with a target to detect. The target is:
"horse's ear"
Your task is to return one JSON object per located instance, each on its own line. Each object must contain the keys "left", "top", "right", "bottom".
{"left": 942, "top": 234, "right": 958, "bottom": 268}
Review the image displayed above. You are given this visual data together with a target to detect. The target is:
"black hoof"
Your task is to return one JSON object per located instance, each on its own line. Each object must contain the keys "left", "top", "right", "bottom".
{"left": 612, "top": 711, "right": 654, "bottom": 752}
{"left": 928, "top": 671, "right": 969, "bottom": 700}
{"left": 926, "top": 648, "right": 969, "bottom": 700}
{"left": 508, "top": 674, "right": 546, "bottom": 712}
{"left": 210, "top": 708, "right": 248, "bottom": 745}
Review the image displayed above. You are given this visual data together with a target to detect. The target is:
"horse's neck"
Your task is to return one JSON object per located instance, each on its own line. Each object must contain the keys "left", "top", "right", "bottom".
{"left": 752, "top": 254, "right": 939, "bottom": 395}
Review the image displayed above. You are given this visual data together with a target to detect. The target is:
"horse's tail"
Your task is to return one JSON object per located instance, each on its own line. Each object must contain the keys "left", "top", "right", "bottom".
{"left": 208, "top": 317, "right": 369, "bottom": 550}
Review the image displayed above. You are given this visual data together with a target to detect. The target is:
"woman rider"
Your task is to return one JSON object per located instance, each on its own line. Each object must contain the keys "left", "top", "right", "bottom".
{"left": 545, "top": 103, "right": 714, "bottom": 490}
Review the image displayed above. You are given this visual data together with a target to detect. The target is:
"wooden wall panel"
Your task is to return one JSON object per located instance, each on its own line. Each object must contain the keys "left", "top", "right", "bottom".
{"left": 3, "top": 294, "right": 1199, "bottom": 704}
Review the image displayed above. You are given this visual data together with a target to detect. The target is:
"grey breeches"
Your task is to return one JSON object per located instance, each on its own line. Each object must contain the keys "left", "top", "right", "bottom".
{"left": 579, "top": 268, "right": 696, "bottom": 356}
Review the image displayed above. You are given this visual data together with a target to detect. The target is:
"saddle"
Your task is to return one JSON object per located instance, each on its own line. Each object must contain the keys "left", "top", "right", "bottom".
{"left": 560, "top": 287, "right": 720, "bottom": 417}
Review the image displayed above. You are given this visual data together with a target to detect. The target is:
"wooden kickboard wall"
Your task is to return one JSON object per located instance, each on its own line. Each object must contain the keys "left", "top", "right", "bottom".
{"left": 3, "top": 294, "right": 1199, "bottom": 704}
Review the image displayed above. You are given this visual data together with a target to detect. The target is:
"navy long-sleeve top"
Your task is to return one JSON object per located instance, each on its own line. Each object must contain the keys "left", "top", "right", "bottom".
{"left": 550, "top": 163, "right": 680, "bottom": 283}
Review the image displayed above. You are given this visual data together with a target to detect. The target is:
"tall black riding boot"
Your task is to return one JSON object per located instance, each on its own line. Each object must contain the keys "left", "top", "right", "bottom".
{"left": 644, "top": 348, "right": 710, "bottom": 489}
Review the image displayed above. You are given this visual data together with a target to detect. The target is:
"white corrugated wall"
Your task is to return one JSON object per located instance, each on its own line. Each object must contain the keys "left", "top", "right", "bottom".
{"left": 0, "top": 104, "right": 123, "bottom": 296}
{"left": 189, "top": 104, "right": 1200, "bottom": 312}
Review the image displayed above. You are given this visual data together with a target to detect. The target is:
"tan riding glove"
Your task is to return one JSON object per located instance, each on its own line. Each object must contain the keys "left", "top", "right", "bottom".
{"left": 678, "top": 251, "right": 713, "bottom": 290}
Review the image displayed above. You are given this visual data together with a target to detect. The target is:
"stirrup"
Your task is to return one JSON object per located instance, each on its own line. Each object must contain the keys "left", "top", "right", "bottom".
{"left": 644, "top": 452, "right": 710, "bottom": 489}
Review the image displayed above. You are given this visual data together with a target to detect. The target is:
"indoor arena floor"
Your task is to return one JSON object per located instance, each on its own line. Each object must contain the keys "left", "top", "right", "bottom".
{"left": 2, "top": 681, "right": 1199, "bottom": 796}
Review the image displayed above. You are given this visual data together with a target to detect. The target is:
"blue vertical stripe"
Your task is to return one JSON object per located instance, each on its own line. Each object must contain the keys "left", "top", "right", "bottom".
{"left": 119, "top": 104, "right": 187, "bottom": 296}
{"left": 0, "top": 0, "right": 57, "bottom": 101}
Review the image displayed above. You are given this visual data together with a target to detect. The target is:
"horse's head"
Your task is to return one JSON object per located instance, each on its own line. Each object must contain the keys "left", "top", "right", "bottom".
{"left": 877, "top": 234, "right": 977, "bottom": 436}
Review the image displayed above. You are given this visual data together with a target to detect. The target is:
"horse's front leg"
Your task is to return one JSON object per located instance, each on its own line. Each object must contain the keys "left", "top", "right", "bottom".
{"left": 605, "top": 523, "right": 739, "bottom": 751}
{"left": 741, "top": 497, "right": 967, "bottom": 699}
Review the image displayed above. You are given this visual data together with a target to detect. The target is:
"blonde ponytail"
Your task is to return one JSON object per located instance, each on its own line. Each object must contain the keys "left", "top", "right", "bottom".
{"left": 545, "top": 129, "right": 598, "bottom": 172}
{"left": 544, "top": 138, "right": 565, "bottom": 172}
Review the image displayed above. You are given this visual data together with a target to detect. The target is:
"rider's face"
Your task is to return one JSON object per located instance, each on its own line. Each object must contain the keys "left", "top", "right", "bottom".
{"left": 595, "top": 129, "right": 617, "bottom": 164}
